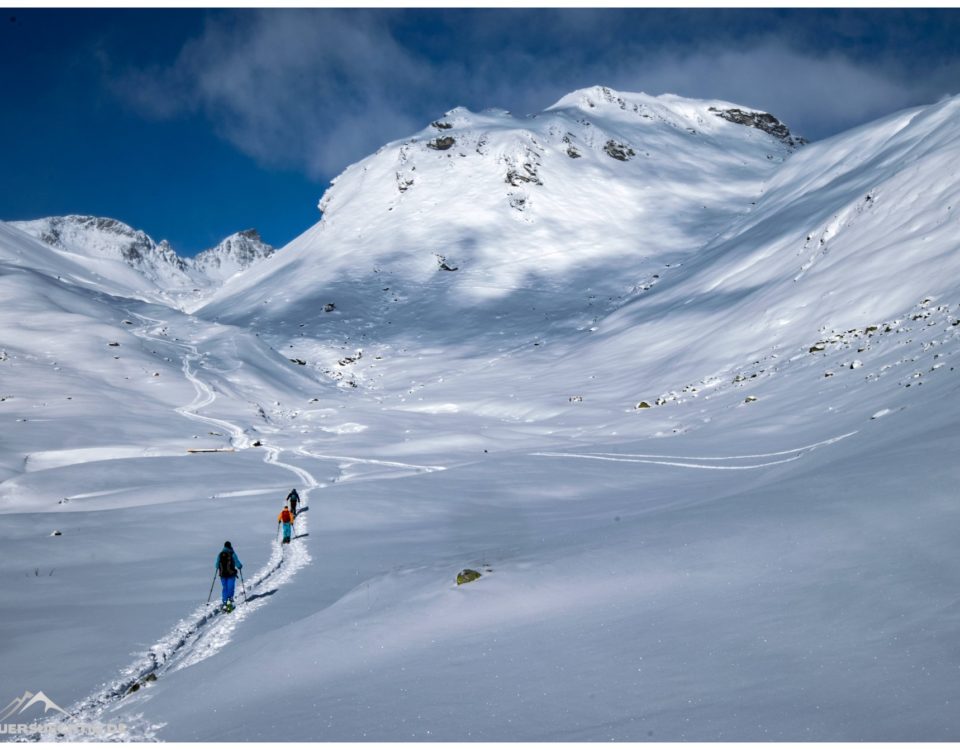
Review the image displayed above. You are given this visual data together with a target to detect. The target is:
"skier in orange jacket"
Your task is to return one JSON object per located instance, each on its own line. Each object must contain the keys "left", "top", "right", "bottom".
{"left": 278, "top": 505, "right": 294, "bottom": 544}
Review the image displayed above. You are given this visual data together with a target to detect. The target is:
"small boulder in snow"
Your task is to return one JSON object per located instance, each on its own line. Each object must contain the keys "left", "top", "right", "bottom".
{"left": 50, "top": 530, "right": 62, "bottom": 536}
{"left": 436, "top": 254, "right": 458, "bottom": 271}
{"left": 456, "top": 569, "right": 482, "bottom": 586}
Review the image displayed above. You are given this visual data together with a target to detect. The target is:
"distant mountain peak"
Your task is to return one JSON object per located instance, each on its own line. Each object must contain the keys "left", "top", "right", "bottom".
{"left": 11, "top": 214, "right": 188, "bottom": 274}
{"left": 10, "top": 216, "right": 275, "bottom": 298}
{"left": 192, "top": 229, "right": 275, "bottom": 282}
{"left": 55, "top": 215, "right": 139, "bottom": 235}
{"left": 28, "top": 213, "right": 152, "bottom": 249}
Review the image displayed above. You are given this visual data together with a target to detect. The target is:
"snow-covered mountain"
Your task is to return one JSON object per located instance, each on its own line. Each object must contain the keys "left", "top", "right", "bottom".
{"left": 198, "top": 87, "right": 960, "bottom": 414}
{"left": 567, "top": 92, "right": 960, "bottom": 410}
{"left": 201, "top": 87, "right": 802, "bottom": 332}
{"left": 3, "top": 87, "right": 960, "bottom": 742}
{"left": 11, "top": 215, "right": 275, "bottom": 303}
{"left": 191, "top": 228, "right": 275, "bottom": 283}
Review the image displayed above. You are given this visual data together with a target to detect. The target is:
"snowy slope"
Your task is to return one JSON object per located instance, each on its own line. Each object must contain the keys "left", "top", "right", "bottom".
{"left": 3, "top": 88, "right": 960, "bottom": 742}
{"left": 199, "top": 87, "right": 800, "bottom": 329}
{"left": 0, "top": 218, "right": 337, "bottom": 733}
{"left": 580, "top": 95, "right": 960, "bottom": 403}
{"left": 0, "top": 221, "right": 325, "bottom": 485}
{"left": 195, "top": 86, "right": 805, "bottom": 397}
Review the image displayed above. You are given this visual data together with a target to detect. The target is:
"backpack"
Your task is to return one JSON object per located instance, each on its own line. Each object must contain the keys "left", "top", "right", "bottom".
{"left": 281, "top": 509, "right": 292, "bottom": 524}
{"left": 218, "top": 549, "right": 237, "bottom": 578}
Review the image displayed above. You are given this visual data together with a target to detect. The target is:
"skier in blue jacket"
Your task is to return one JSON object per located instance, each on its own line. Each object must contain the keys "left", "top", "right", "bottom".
{"left": 215, "top": 541, "right": 243, "bottom": 611}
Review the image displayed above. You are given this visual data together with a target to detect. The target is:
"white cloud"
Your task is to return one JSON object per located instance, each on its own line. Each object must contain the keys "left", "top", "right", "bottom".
{"left": 113, "top": 11, "right": 943, "bottom": 178}
{"left": 116, "top": 10, "right": 434, "bottom": 175}
{"left": 611, "top": 41, "right": 924, "bottom": 139}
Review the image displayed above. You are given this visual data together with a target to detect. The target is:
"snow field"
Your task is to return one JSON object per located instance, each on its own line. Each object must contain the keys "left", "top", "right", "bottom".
{"left": 3, "top": 86, "right": 960, "bottom": 740}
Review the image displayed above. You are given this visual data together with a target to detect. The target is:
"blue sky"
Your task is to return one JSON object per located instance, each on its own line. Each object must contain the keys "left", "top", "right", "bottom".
{"left": 3, "top": 8, "right": 960, "bottom": 255}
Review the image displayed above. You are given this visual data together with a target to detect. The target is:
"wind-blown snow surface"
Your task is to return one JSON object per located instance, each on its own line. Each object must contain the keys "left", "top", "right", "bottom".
{"left": 3, "top": 87, "right": 960, "bottom": 741}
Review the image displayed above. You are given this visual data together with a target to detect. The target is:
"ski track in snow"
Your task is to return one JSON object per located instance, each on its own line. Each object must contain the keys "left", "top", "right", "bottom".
{"left": 178, "top": 345, "right": 248, "bottom": 449}
{"left": 25, "top": 313, "right": 322, "bottom": 742}
{"left": 533, "top": 431, "right": 857, "bottom": 471}
{"left": 164, "top": 445, "right": 316, "bottom": 676}
{"left": 293, "top": 447, "right": 445, "bottom": 474}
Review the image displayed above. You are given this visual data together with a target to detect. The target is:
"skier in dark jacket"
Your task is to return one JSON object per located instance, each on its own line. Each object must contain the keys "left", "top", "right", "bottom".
{"left": 215, "top": 541, "right": 243, "bottom": 611}
{"left": 286, "top": 488, "right": 300, "bottom": 517}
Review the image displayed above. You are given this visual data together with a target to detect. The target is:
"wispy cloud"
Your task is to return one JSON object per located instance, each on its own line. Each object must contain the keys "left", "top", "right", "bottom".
{"left": 606, "top": 42, "right": 926, "bottom": 139}
{"left": 112, "top": 9, "right": 952, "bottom": 179}
{"left": 115, "top": 10, "right": 434, "bottom": 175}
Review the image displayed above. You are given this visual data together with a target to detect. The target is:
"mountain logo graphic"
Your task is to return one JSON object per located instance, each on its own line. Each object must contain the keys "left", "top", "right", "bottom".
{"left": 0, "top": 691, "right": 70, "bottom": 720}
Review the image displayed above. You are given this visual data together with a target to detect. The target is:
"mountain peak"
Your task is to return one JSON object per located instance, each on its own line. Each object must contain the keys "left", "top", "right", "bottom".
{"left": 212, "top": 83, "right": 804, "bottom": 329}
{"left": 11, "top": 214, "right": 188, "bottom": 275}
{"left": 192, "top": 228, "right": 275, "bottom": 283}
{"left": 545, "top": 85, "right": 805, "bottom": 147}
{"left": 707, "top": 106, "right": 807, "bottom": 147}
{"left": 546, "top": 84, "right": 640, "bottom": 111}
{"left": 10, "top": 215, "right": 275, "bottom": 299}
{"left": 15, "top": 214, "right": 156, "bottom": 254}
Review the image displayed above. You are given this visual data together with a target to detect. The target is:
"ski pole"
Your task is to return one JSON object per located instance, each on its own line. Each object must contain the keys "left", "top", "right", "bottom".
{"left": 277, "top": 522, "right": 281, "bottom": 542}
{"left": 206, "top": 570, "right": 218, "bottom": 604}
{"left": 239, "top": 570, "right": 248, "bottom": 603}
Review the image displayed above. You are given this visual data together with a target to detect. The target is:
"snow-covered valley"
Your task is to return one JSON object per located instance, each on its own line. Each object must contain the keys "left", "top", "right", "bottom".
{"left": 2, "top": 86, "right": 960, "bottom": 741}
